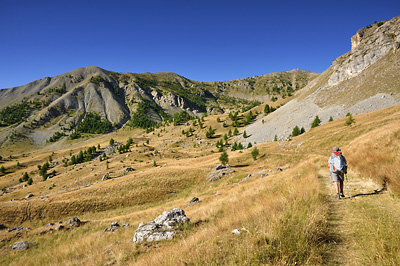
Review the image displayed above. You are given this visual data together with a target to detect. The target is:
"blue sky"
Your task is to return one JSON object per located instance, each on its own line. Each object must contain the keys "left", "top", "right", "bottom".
{"left": 0, "top": 0, "right": 399, "bottom": 89}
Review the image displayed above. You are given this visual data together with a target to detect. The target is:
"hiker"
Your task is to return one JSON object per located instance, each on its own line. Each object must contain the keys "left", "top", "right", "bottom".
{"left": 328, "top": 147, "right": 347, "bottom": 199}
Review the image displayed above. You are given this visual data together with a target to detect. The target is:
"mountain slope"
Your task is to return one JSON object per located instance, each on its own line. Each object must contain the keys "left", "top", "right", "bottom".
{"left": 0, "top": 67, "right": 316, "bottom": 147}
{"left": 241, "top": 16, "right": 400, "bottom": 144}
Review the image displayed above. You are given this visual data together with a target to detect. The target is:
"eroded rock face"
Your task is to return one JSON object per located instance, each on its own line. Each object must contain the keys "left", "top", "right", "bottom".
{"left": 133, "top": 208, "right": 190, "bottom": 243}
{"left": 329, "top": 17, "right": 400, "bottom": 86}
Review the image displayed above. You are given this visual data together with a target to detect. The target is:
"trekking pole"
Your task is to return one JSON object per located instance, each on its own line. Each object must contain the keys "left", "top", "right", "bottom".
{"left": 346, "top": 174, "right": 352, "bottom": 199}
{"left": 329, "top": 171, "right": 333, "bottom": 196}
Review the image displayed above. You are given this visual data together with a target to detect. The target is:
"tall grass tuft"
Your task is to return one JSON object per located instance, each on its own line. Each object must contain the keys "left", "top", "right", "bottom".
{"left": 348, "top": 127, "right": 400, "bottom": 194}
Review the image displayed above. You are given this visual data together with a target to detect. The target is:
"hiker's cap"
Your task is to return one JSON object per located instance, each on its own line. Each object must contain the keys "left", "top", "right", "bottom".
{"left": 332, "top": 147, "right": 341, "bottom": 152}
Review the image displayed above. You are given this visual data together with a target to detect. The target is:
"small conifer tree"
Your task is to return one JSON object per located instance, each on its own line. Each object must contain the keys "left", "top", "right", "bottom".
{"left": 311, "top": 115, "right": 321, "bottom": 128}
{"left": 251, "top": 147, "right": 259, "bottom": 161}
{"left": 264, "top": 104, "right": 270, "bottom": 114}
{"left": 345, "top": 114, "right": 355, "bottom": 126}
{"left": 219, "top": 151, "right": 229, "bottom": 165}
{"left": 22, "top": 172, "right": 29, "bottom": 182}
{"left": 292, "top": 126, "right": 300, "bottom": 137}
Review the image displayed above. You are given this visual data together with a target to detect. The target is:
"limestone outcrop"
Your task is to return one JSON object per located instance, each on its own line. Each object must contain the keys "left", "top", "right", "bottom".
{"left": 133, "top": 208, "right": 190, "bottom": 243}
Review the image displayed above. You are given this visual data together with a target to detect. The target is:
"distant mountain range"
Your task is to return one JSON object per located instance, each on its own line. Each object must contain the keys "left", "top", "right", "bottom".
{"left": 0, "top": 66, "right": 316, "bottom": 146}
{"left": 0, "top": 15, "right": 399, "bottom": 148}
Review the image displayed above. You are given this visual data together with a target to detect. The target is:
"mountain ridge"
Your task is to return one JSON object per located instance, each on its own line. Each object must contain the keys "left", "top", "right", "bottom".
{"left": 0, "top": 66, "right": 317, "bottom": 147}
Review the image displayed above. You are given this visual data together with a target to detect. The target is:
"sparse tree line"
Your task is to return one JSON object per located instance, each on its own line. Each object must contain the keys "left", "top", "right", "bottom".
{"left": 288, "top": 113, "right": 355, "bottom": 140}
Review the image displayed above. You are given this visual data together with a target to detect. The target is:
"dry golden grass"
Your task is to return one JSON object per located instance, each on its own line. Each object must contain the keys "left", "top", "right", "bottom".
{"left": 1, "top": 104, "right": 400, "bottom": 265}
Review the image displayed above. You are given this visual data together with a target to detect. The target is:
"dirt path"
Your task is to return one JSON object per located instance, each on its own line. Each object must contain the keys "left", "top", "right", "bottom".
{"left": 320, "top": 168, "right": 353, "bottom": 266}
{"left": 320, "top": 168, "right": 391, "bottom": 265}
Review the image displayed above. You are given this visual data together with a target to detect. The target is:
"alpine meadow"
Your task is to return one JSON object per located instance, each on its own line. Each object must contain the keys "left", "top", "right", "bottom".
{"left": 1, "top": 15, "right": 400, "bottom": 266}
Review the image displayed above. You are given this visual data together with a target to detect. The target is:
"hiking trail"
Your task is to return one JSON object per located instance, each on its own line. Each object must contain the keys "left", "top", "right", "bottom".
{"left": 319, "top": 168, "right": 387, "bottom": 266}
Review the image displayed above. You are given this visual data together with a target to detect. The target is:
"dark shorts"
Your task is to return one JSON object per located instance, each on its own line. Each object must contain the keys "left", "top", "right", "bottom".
{"left": 332, "top": 171, "right": 344, "bottom": 182}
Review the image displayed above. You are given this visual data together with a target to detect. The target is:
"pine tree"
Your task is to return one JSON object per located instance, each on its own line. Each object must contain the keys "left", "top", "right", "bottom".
{"left": 345, "top": 114, "right": 355, "bottom": 126}
{"left": 264, "top": 104, "right": 270, "bottom": 114}
{"left": 22, "top": 172, "right": 29, "bottom": 182}
{"left": 247, "top": 142, "right": 253, "bottom": 148}
{"left": 251, "top": 147, "right": 259, "bottom": 161}
{"left": 292, "top": 126, "right": 300, "bottom": 137}
{"left": 27, "top": 177, "right": 33, "bottom": 185}
{"left": 206, "top": 126, "right": 215, "bottom": 138}
{"left": 70, "top": 155, "right": 77, "bottom": 165}
{"left": 232, "top": 142, "right": 238, "bottom": 151}
{"left": 219, "top": 151, "right": 229, "bottom": 165}
{"left": 243, "top": 130, "right": 247, "bottom": 138}
{"left": 311, "top": 115, "right": 321, "bottom": 128}
{"left": 78, "top": 151, "right": 84, "bottom": 163}
{"left": 233, "top": 127, "right": 239, "bottom": 135}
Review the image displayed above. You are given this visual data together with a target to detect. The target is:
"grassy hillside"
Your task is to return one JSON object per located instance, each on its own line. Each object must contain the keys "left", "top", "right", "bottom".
{"left": 0, "top": 103, "right": 399, "bottom": 265}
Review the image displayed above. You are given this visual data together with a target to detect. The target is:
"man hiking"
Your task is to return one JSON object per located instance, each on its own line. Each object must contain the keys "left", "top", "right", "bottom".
{"left": 328, "top": 147, "right": 348, "bottom": 199}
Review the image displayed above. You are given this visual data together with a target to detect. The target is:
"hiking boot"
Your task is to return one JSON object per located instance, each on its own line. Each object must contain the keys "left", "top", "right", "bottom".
{"left": 340, "top": 193, "right": 345, "bottom": 198}
{"left": 336, "top": 193, "right": 341, "bottom": 200}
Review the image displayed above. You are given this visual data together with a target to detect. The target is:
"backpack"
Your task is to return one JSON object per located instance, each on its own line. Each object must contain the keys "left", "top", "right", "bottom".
{"left": 330, "top": 152, "right": 346, "bottom": 173}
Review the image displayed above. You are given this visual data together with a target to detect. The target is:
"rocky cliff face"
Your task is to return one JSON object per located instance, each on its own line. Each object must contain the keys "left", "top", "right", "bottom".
{"left": 329, "top": 17, "right": 400, "bottom": 86}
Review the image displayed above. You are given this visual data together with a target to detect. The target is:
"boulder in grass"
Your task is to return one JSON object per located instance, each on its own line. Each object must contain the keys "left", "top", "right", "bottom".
{"left": 11, "top": 241, "right": 35, "bottom": 251}
{"left": 25, "top": 193, "right": 34, "bottom": 200}
{"left": 104, "top": 222, "right": 120, "bottom": 232}
{"left": 188, "top": 197, "right": 200, "bottom": 206}
{"left": 206, "top": 164, "right": 235, "bottom": 182}
{"left": 102, "top": 173, "right": 111, "bottom": 181}
{"left": 67, "top": 217, "right": 81, "bottom": 227}
{"left": 133, "top": 208, "right": 190, "bottom": 243}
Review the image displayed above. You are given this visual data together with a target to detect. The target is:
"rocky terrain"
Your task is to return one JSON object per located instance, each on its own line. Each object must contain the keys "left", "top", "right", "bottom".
{"left": 240, "top": 16, "right": 400, "bottom": 144}
{"left": 0, "top": 15, "right": 400, "bottom": 266}
{"left": 0, "top": 67, "right": 316, "bottom": 148}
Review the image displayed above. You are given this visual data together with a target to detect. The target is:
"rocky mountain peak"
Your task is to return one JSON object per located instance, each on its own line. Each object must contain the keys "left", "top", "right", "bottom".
{"left": 329, "top": 16, "right": 400, "bottom": 87}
